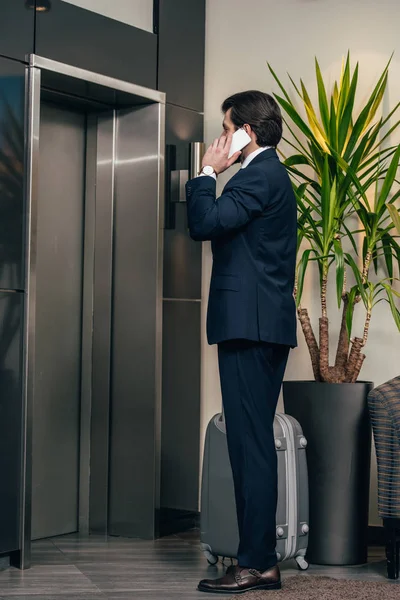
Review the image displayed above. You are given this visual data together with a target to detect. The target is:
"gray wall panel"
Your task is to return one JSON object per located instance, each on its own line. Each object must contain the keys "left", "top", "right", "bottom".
{"left": 0, "top": 60, "right": 26, "bottom": 292}
{"left": 109, "top": 103, "right": 163, "bottom": 539}
{"left": 36, "top": 0, "right": 157, "bottom": 90}
{"left": 161, "top": 95, "right": 203, "bottom": 522}
{"left": 163, "top": 104, "right": 203, "bottom": 299}
{"left": 0, "top": 291, "right": 23, "bottom": 553}
{"left": 161, "top": 300, "right": 201, "bottom": 511}
{"left": 165, "top": 104, "right": 204, "bottom": 170}
{"left": 158, "top": 0, "right": 206, "bottom": 112}
{"left": 0, "top": 1, "right": 35, "bottom": 62}
{"left": 163, "top": 203, "right": 202, "bottom": 300}
{"left": 0, "top": 57, "right": 26, "bottom": 552}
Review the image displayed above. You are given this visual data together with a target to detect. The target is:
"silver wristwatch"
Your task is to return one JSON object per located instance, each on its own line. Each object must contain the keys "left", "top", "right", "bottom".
{"left": 199, "top": 165, "right": 216, "bottom": 176}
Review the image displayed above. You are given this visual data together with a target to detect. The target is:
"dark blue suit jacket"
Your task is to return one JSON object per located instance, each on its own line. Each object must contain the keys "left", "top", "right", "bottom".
{"left": 186, "top": 148, "right": 297, "bottom": 347}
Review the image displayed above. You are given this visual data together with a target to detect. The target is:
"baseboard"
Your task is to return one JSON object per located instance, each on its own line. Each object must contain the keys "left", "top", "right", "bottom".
{"left": 368, "top": 525, "right": 385, "bottom": 546}
{"left": 0, "top": 555, "right": 10, "bottom": 570}
{"left": 159, "top": 508, "right": 200, "bottom": 537}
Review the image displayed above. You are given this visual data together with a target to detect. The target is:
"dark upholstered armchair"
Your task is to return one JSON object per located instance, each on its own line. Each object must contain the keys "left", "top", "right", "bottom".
{"left": 368, "top": 376, "right": 400, "bottom": 580}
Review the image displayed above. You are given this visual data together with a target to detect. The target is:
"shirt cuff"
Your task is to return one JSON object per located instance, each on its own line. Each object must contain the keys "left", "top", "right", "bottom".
{"left": 198, "top": 172, "right": 217, "bottom": 181}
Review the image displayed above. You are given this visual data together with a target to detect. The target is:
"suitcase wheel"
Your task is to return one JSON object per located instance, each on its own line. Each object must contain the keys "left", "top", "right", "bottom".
{"left": 201, "top": 543, "right": 219, "bottom": 565}
{"left": 204, "top": 550, "right": 218, "bottom": 565}
{"left": 295, "top": 556, "right": 309, "bottom": 571}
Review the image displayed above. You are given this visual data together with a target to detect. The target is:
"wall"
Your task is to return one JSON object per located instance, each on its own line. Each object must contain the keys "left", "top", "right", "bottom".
{"left": 61, "top": 0, "right": 154, "bottom": 32}
{"left": 202, "top": 0, "right": 400, "bottom": 525}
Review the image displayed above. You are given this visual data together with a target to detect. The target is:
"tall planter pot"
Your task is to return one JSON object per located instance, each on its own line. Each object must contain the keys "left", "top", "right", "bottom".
{"left": 283, "top": 381, "right": 373, "bottom": 566}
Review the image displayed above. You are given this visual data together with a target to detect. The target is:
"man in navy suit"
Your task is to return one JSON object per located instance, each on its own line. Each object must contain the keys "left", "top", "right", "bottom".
{"left": 186, "top": 91, "right": 297, "bottom": 594}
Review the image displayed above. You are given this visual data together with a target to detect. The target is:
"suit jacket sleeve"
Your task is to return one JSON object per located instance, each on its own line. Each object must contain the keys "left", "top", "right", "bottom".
{"left": 185, "top": 167, "right": 269, "bottom": 241}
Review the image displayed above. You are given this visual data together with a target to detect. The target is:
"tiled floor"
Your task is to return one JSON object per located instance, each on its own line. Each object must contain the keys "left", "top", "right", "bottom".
{"left": 0, "top": 531, "right": 397, "bottom": 599}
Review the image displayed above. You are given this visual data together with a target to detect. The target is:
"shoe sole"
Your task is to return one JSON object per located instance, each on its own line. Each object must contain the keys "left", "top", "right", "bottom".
{"left": 197, "top": 582, "right": 282, "bottom": 594}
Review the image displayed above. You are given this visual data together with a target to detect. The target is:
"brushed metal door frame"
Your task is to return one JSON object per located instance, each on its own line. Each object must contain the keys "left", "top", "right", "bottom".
{"left": 20, "top": 55, "right": 165, "bottom": 569}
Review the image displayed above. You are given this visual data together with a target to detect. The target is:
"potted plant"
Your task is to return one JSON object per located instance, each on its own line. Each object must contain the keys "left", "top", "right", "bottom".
{"left": 268, "top": 54, "right": 400, "bottom": 566}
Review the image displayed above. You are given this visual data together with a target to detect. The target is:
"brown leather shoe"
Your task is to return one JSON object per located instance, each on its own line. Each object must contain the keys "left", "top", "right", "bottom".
{"left": 198, "top": 564, "right": 281, "bottom": 594}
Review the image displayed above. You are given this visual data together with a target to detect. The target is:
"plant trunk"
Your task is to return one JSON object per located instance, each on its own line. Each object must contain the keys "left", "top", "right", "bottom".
{"left": 321, "top": 265, "right": 328, "bottom": 319}
{"left": 363, "top": 310, "right": 372, "bottom": 346}
{"left": 335, "top": 295, "right": 350, "bottom": 370}
{"left": 301, "top": 295, "right": 368, "bottom": 384}
{"left": 319, "top": 317, "right": 330, "bottom": 381}
{"left": 293, "top": 272, "right": 298, "bottom": 301}
{"left": 348, "top": 308, "right": 371, "bottom": 383}
{"left": 350, "top": 353, "right": 366, "bottom": 383}
{"left": 298, "top": 308, "right": 321, "bottom": 381}
{"left": 362, "top": 250, "right": 372, "bottom": 284}
{"left": 345, "top": 337, "right": 364, "bottom": 381}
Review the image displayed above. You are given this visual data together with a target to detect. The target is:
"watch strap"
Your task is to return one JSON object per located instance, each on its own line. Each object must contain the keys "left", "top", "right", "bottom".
{"left": 199, "top": 166, "right": 216, "bottom": 176}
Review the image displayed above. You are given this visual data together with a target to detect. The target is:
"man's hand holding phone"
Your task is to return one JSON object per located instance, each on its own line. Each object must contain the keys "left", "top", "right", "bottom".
{"left": 201, "top": 129, "right": 250, "bottom": 176}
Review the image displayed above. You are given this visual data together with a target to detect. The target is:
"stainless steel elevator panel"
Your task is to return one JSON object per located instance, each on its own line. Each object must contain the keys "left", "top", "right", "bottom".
{"left": 108, "top": 104, "right": 163, "bottom": 539}
{"left": 31, "top": 103, "right": 85, "bottom": 540}
{"left": 19, "top": 57, "right": 165, "bottom": 567}
{"left": 88, "top": 113, "right": 115, "bottom": 533}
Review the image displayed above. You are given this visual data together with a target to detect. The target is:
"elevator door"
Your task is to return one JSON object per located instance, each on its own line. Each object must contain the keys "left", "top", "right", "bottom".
{"left": 31, "top": 103, "right": 86, "bottom": 540}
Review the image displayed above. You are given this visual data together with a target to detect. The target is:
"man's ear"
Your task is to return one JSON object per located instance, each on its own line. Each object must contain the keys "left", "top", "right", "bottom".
{"left": 243, "top": 123, "right": 252, "bottom": 136}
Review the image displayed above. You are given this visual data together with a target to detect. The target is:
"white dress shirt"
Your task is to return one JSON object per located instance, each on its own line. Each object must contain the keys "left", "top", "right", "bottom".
{"left": 199, "top": 146, "right": 272, "bottom": 180}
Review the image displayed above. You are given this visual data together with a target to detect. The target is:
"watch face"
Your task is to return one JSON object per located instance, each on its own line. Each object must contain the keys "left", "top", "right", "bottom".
{"left": 203, "top": 166, "right": 214, "bottom": 175}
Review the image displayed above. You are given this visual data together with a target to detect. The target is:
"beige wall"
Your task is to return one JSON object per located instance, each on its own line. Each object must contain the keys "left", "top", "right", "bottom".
{"left": 61, "top": 0, "right": 153, "bottom": 32}
{"left": 202, "top": 0, "right": 400, "bottom": 525}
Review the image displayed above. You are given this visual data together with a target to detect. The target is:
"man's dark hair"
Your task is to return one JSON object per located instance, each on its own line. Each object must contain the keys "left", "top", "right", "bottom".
{"left": 222, "top": 90, "right": 283, "bottom": 147}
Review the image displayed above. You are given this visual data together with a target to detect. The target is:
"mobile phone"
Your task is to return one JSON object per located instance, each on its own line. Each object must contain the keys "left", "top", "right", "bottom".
{"left": 228, "top": 128, "right": 252, "bottom": 158}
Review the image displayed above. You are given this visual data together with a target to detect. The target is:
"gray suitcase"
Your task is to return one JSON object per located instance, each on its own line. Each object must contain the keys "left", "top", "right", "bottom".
{"left": 200, "top": 412, "right": 309, "bottom": 570}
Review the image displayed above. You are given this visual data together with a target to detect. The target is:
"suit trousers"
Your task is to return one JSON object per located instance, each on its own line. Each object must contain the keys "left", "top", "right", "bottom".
{"left": 217, "top": 339, "right": 290, "bottom": 571}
